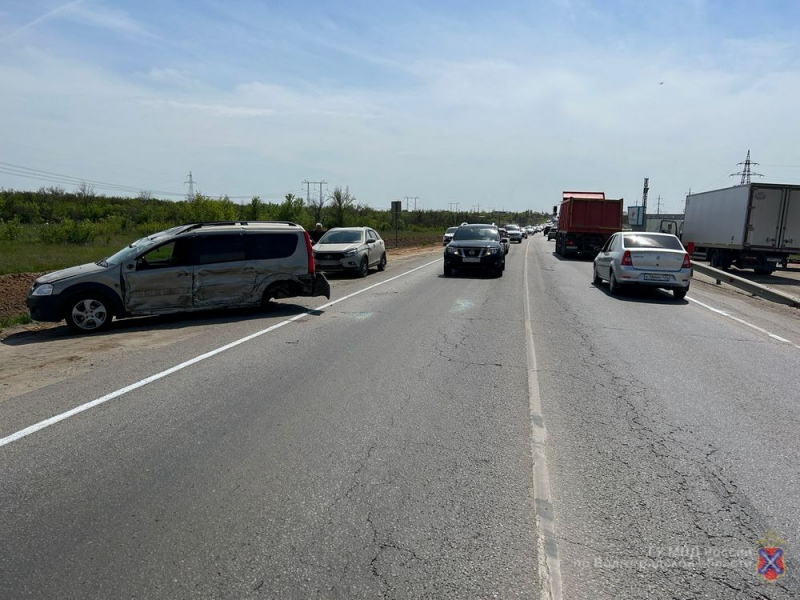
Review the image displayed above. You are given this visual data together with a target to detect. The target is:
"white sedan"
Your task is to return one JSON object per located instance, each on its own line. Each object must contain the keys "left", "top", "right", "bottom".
{"left": 593, "top": 232, "right": 692, "bottom": 299}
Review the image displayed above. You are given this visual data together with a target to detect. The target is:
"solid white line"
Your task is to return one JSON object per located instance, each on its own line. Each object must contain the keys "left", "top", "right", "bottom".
{"left": 687, "top": 296, "right": 800, "bottom": 349}
{"left": 524, "top": 240, "right": 563, "bottom": 600}
{"left": 0, "top": 258, "right": 442, "bottom": 448}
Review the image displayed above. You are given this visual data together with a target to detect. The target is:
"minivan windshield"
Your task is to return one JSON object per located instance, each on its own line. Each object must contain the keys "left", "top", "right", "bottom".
{"left": 104, "top": 237, "right": 159, "bottom": 266}
{"left": 318, "top": 230, "right": 364, "bottom": 244}
{"left": 453, "top": 226, "right": 499, "bottom": 241}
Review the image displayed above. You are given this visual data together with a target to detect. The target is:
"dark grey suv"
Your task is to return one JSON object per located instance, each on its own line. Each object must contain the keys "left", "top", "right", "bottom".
{"left": 27, "top": 221, "right": 331, "bottom": 333}
{"left": 443, "top": 224, "right": 506, "bottom": 277}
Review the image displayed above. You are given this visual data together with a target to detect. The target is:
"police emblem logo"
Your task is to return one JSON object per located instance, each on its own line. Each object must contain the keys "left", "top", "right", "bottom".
{"left": 757, "top": 529, "right": 787, "bottom": 582}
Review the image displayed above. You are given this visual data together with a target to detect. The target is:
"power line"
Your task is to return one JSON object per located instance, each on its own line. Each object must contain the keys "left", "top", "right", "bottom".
{"left": 0, "top": 160, "right": 303, "bottom": 201}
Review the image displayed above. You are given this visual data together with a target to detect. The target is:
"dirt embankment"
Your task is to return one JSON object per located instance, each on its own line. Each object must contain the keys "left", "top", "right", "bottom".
{"left": 0, "top": 273, "right": 41, "bottom": 320}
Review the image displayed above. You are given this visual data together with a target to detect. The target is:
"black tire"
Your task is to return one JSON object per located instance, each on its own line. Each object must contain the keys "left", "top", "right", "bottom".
{"left": 708, "top": 250, "right": 719, "bottom": 268}
{"left": 673, "top": 287, "right": 688, "bottom": 300}
{"left": 754, "top": 267, "right": 775, "bottom": 276}
{"left": 608, "top": 270, "right": 621, "bottom": 296}
{"left": 65, "top": 294, "right": 112, "bottom": 333}
{"left": 495, "top": 267, "right": 504, "bottom": 277}
{"left": 443, "top": 264, "right": 453, "bottom": 276}
{"left": 377, "top": 253, "right": 387, "bottom": 272}
{"left": 593, "top": 266, "right": 602, "bottom": 284}
{"left": 358, "top": 257, "right": 369, "bottom": 278}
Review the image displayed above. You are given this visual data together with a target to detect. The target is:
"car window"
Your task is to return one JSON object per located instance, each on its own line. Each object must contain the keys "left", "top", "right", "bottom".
{"left": 623, "top": 234, "right": 683, "bottom": 250}
{"left": 246, "top": 233, "right": 299, "bottom": 260}
{"left": 453, "top": 226, "right": 500, "bottom": 241}
{"left": 136, "top": 239, "right": 192, "bottom": 270}
{"left": 601, "top": 236, "right": 614, "bottom": 252}
{"left": 367, "top": 230, "right": 377, "bottom": 242}
{"left": 446, "top": 227, "right": 458, "bottom": 234}
{"left": 319, "top": 230, "right": 364, "bottom": 244}
{"left": 196, "top": 234, "right": 246, "bottom": 265}
{"left": 372, "top": 230, "right": 382, "bottom": 240}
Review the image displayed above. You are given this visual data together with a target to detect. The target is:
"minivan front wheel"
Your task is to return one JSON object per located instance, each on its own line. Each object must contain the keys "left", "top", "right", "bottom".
{"left": 66, "top": 294, "right": 111, "bottom": 333}
{"left": 377, "top": 253, "right": 387, "bottom": 271}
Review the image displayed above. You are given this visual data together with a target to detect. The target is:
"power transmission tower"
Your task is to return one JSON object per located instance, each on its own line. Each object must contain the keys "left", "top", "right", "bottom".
{"left": 318, "top": 181, "right": 327, "bottom": 205}
{"left": 404, "top": 196, "right": 419, "bottom": 211}
{"left": 731, "top": 150, "right": 763, "bottom": 184}
{"left": 303, "top": 180, "right": 324, "bottom": 204}
{"left": 656, "top": 195, "right": 662, "bottom": 214}
{"left": 184, "top": 171, "right": 195, "bottom": 200}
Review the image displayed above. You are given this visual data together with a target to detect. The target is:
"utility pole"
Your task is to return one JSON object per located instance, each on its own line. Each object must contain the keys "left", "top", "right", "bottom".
{"left": 656, "top": 194, "right": 662, "bottom": 215}
{"left": 731, "top": 150, "right": 763, "bottom": 184}
{"left": 184, "top": 171, "right": 195, "bottom": 200}
{"left": 318, "top": 180, "right": 327, "bottom": 206}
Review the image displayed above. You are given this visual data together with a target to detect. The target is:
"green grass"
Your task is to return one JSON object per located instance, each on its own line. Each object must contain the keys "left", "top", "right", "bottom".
{"left": 0, "top": 235, "right": 134, "bottom": 275}
{"left": 0, "top": 312, "right": 33, "bottom": 330}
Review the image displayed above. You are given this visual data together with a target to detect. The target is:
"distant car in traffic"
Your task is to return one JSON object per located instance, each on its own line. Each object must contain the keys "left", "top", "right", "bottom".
{"left": 505, "top": 224, "right": 523, "bottom": 243}
{"left": 313, "top": 227, "right": 387, "bottom": 277}
{"left": 593, "top": 232, "right": 691, "bottom": 299}
{"left": 443, "top": 224, "right": 505, "bottom": 277}
{"left": 497, "top": 228, "right": 510, "bottom": 254}
{"left": 443, "top": 226, "right": 458, "bottom": 246}
{"left": 547, "top": 228, "right": 557, "bottom": 241}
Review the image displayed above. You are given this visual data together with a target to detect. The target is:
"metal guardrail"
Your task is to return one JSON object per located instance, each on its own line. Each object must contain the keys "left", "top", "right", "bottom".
{"left": 692, "top": 263, "right": 800, "bottom": 308}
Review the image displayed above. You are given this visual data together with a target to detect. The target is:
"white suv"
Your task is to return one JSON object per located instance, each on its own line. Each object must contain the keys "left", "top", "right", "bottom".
{"left": 312, "top": 227, "right": 387, "bottom": 277}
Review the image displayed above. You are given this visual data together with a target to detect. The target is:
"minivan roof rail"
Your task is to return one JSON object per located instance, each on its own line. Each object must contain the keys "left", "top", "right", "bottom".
{"left": 177, "top": 220, "right": 298, "bottom": 233}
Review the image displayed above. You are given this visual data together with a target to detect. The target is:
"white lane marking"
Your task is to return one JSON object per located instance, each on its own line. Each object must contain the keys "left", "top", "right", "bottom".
{"left": 687, "top": 297, "right": 800, "bottom": 349}
{"left": 0, "top": 259, "right": 442, "bottom": 448}
{"left": 524, "top": 238, "right": 563, "bottom": 600}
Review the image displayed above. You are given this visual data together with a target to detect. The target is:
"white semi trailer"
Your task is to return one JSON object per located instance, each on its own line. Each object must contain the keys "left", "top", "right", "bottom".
{"left": 681, "top": 184, "right": 800, "bottom": 274}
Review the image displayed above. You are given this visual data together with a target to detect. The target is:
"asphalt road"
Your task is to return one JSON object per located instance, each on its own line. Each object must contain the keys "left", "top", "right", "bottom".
{"left": 1, "top": 237, "right": 799, "bottom": 599}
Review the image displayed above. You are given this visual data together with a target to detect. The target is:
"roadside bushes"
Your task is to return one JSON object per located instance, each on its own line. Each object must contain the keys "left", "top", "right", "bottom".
{"left": 0, "top": 218, "right": 23, "bottom": 241}
{"left": 38, "top": 219, "right": 99, "bottom": 244}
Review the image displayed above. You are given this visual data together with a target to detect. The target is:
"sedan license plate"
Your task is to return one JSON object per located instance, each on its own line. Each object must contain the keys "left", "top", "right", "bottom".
{"left": 643, "top": 274, "right": 671, "bottom": 282}
{"left": 463, "top": 257, "right": 480, "bottom": 263}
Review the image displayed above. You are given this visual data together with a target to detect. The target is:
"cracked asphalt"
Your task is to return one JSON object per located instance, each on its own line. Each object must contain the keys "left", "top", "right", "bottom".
{"left": 1, "top": 238, "right": 798, "bottom": 598}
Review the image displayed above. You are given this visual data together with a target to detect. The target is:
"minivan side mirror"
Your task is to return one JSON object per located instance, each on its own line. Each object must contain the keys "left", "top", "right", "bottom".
{"left": 126, "top": 263, "right": 135, "bottom": 270}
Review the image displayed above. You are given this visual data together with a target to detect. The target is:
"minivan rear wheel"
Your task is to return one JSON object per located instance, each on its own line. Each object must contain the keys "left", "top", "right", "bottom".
{"left": 65, "top": 294, "right": 111, "bottom": 333}
{"left": 377, "top": 253, "right": 387, "bottom": 271}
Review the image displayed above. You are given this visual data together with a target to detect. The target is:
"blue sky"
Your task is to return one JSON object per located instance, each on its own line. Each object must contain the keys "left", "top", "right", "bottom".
{"left": 2, "top": 0, "right": 800, "bottom": 213}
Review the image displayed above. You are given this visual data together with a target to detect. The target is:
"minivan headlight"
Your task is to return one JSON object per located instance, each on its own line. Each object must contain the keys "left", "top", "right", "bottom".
{"left": 446, "top": 246, "right": 456, "bottom": 254}
{"left": 486, "top": 247, "right": 499, "bottom": 254}
{"left": 343, "top": 248, "right": 359, "bottom": 257}
{"left": 32, "top": 283, "right": 54, "bottom": 296}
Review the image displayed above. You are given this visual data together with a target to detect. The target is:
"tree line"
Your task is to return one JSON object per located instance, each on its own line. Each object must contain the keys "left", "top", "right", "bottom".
{"left": 0, "top": 186, "right": 551, "bottom": 243}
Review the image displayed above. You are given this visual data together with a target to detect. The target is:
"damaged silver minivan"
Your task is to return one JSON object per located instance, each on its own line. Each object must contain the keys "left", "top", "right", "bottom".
{"left": 26, "top": 221, "right": 331, "bottom": 333}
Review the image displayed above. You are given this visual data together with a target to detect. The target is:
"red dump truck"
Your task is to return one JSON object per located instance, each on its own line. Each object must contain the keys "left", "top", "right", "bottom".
{"left": 554, "top": 191, "right": 624, "bottom": 257}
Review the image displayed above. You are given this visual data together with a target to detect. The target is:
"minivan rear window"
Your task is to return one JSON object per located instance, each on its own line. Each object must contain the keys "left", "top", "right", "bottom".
{"left": 247, "top": 233, "right": 299, "bottom": 260}
{"left": 196, "top": 235, "right": 246, "bottom": 265}
{"left": 623, "top": 234, "right": 683, "bottom": 250}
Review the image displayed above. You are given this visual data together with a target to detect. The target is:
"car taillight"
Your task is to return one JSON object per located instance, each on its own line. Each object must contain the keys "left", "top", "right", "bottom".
{"left": 621, "top": 250, "right": 633, "bottom": 266}
{"left": 682, "top": 253, "right": 691, "bottom": 269}
{"left": 303, "top": 231, "right": 315, "bottom": 274}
